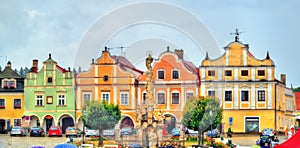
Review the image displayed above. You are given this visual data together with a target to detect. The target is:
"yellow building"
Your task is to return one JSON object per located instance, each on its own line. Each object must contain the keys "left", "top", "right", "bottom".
{"left": 199, "top": 34, "right": 295, "bottom": 133}
{"left": 0, "top": 61, "right": 24, "bottom": 133}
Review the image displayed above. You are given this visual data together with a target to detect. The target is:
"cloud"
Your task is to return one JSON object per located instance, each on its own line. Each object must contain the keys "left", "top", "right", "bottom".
{"left": 24, "top": 9, "right": 44, "bottom": 20}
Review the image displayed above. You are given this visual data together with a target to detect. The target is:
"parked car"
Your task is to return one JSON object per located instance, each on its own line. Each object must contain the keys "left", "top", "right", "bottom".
{"left": 206, "top": 129, "right": 220, "bottom": 138}
{"left": 10, "top": 126, "right": 26, "bottom": 137}
{"left": 30, "top": 127, "right": 45, "bottom": 137}
{"left": 48, "top": 126, "right": 62, "bottom": 137}
{"left": 103, "top": 129, "right": 115, "bottom": 138}
{"left": 262, "top": 128, "right": 275, "bottom": 140}
{"left": 65, "top": 126, "right": 81, "bottom": 137}
{"left": 256, "top": 134, "right": 272, "bottom": 148}
{"left": 85, "top": 128, "right": 99, "bottom": 137}
{"left": 120, "top": 127, "right": 135, "bottom": 136}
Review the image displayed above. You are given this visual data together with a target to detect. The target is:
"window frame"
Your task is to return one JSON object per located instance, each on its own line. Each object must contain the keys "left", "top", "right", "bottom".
{"left": 208, "top": 70, "right": 215, "bottom": 76}
{"left": 83, "top": 93, "right": 91, "bottom": 105}
{"left": 120, "top": 92, "right": 129, "bottom": 105}
{"left": 47, "top": 77, "right": 53, "bottom": 83}
{"left": 101, "top": 92, "right": 110, "bottom": 102}
{"left": 157, "top": 70, "right": 165, "bottom": 79}
{"left": 241, "top": 90, "right": 249, "bottom": 102}
{"left": 14, "top": 118, "right": 22, "bottom": 126}
{"left": 171, "top": 92, "right": 180, "bottom": 104}
{"left": 224, "top": 90, "right": 232, "bottom": 101}
{"left": 14, "top": 98, "right": 21, "bottom": 108}
{"left": 225, "top": 70, "right": 232, "bottom": 76}
{"left": 208, "top": 90, "right": 216, "bottom": 97}
{"left": 0, "top": 98, "right": 5, "bottom": 108}
{"left": 172, "top": 70, "right": 179, "bottom": 79}
{"left": 186, "top": 92, "right": 194, "bottom": 100}
{"left": 157, "top": 92, "right": 165, "bottom": 104}
{"left": 36, "top": 95, "right": 44, "bottom": 106}
{"left": 57, "top": 94, "right": 66, "bottom": 106}
{"left": 257, "top": 70, "right": 265, "bottom": 76}
{"left": 142, "top": 92, "right": 147, "bottom": 104}
{"left": 257, "top": 90, "right": 266, "bottom": 102}
{"left": 103, "top": 75, "right": 109, "bottom": 81}
{"left": 241, "top": 70, "right": 249, "bottom": 76}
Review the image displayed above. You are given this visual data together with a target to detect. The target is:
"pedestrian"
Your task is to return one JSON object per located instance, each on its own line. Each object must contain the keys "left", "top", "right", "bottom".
{"left": 291, "top": 126, "right": 295, "bottom": 136}
{"left": 284, "top": 125, "right": 288, "bottom": 139}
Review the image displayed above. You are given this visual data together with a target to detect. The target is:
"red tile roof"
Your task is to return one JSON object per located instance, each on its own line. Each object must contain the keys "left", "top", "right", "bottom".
{"left": 294, "top": 92, "right": 300, "bottom": 110}
{"left": 56, "top": 65, "right": 69, "bottom": 73}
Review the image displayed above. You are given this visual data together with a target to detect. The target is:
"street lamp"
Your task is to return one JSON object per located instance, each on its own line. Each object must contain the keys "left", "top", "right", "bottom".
{"left": 209, "top": 110, "right": 213, "bottom": 146}
{"left": 82, "top": 110, "right": 86, "bottom": 145}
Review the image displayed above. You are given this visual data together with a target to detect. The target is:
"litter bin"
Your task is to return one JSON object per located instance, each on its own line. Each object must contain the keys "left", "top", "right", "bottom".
{"left": 69, "top": 136, "right": 73, "bottom": 143}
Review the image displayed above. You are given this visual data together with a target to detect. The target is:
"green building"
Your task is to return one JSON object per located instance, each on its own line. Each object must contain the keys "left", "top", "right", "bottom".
{"left": 24, "top": 54, "right": 75, "bottom": 133}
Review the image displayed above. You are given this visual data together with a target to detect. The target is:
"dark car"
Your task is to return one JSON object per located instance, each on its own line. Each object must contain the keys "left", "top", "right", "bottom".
{"left": 256, "top": 134, "right": 271, "bottom": 148}
{"left": 30, "top": 127, "right": 45, "bottom": 137}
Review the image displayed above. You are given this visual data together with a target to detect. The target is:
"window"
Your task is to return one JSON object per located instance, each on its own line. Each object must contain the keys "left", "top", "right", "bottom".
{"left": 142, "top": 92, "right": 146, "bottom": 104}
{"left": 225, "top": 70, "right": 232, "bottom": 76}
{"left": 241, "top": 70, "right": 248, "bottom": 76}
{"left": 48, "top": 77, "right": 52, "bottom": 83}
{"left": 241, "top": 90, "right": 249, "bottom": 101}
{"left": 120, "top": 92, "right": 128, "bottom": 105}
{"left": 258, "top": 90, "right": 265, "bottom": 101}
{"left": 9, "top": 80, "right": 15, "bottom": 88}
{"left": 58, "top": 95, "right": 65, "bottom": 106}
{"left": 3, "top": 79, "right": 9, "bottom": 88}
{"left": 83, "top": 93, "right": 91, "bottom": 104}
{"left": 157, "top": 93, "right": 165, "bottom": 104}
{"left": 102, "top": 93, "right": 110, "bottom": 102}
{"left": 258, "top": 70, "right": 265, "bottom": 76}
{"left": 14, "top": 119, "right": 21, "bottom": 126}
{"left": 208, "top": 70, "right": 215, "bottom": 76}
{"left": 14, "top": 99, "right": 21, "bottom": 108}
{"left": 172, "top": 92, "right": 179, "bottom": 104}
{"left": 158, "top": 70, "right": 164, "bottom": 79}
{"left": 186, "top": 92, "right": 194, "bottom": 100}
{"left": 208, "top": 90, "right": 215, "bottom": 97}
{"left": 103, "top": 75, "right": 109, "bottom": 81}
{"left": 225, "top": 91, "right": 232, "bottom": 101}
{"left": 36, "top": 95, "right": 43, "bottom": 106}
{"left": 172, "top": 70, "right": 179, "bottom": 79}
{"left": 0, "top": 99, "right": 5, "bottom": 108}
{"left": 2, "top": 79, "right": 15, "bottom": 88}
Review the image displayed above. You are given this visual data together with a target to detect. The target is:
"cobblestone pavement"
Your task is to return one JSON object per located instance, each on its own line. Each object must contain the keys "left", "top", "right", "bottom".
{"left": 0, "top": 134, "right": 68, "bottom": 148}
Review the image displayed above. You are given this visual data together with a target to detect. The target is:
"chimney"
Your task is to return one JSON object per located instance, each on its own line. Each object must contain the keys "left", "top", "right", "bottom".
{"left": 280, "top": 74, "right": 286, "bottom": 86}
{"left": 31, "top": 59, "right": 38, "bottom": 72}
{"left": 174, "top": 49, "right": 184, "bottom": 59}
{"left": 7, "top": 61, "right": 11, "bottom": 68}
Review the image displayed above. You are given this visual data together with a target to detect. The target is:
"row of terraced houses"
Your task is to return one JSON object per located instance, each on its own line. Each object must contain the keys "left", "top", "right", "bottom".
{"left": 0, "top": 38, "right": 297, "bottom": 135}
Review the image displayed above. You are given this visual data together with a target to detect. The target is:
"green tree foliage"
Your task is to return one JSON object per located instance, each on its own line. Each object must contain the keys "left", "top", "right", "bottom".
{"left": 82, "top": 101, "right": 121, "bottom": 146}
{"left": 293, "top": 87, "right": 300, "bottom": 92}
{"left": 182, "top": 96, "right": 223, "bottom": 145}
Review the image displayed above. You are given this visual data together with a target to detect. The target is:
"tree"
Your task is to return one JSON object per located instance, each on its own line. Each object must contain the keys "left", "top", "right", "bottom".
{"left": 82, "top": 101, "right": 121, "bottom": 146}
{"left": 182, "top": 96, "right": 223, "bottom": 145}
{"left": 293, "top": 87, "right": 300, "bottom": 92}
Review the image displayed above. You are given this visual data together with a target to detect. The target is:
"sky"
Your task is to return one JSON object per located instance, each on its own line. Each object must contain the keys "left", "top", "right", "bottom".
{"left": 0, "top": 0, "right": 299, "bottom": 86}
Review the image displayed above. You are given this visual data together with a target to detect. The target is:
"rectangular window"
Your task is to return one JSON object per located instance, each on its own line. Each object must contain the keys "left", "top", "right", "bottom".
{"left": 36, "top": 95, "right": 43, "bottom": 106}
{"left": 172, "top": 70, "right": 179, "bottom": 79}
{"left": 3, "top": 80, "right": 9, "bottom": 88}
{"left": 172, "top": 93, "right": 179, "bottom": 104}
{"left": 258, "top": 70, "right": 265, "bottom": 76}
{"left": 142, "top": 93, "right": 146, "bottom": 104}
{"left": 9, "top": 80, "right": 15, "bottom": 88}
{"left": 103, "top": 75, "right": 109, "bottom": 81}
{"left": 0, "top": 99, "right": 5, "bottom": 108}
{"left": 158, "top": 71, "right": 164, "bottom": 79}
{"left": 120, "top": 93, "right": 128, "bottom": 105}
{"left": 58, "top": 95, "right": 65, "bottom": 106}
{"left": 186, "top": 92, "right": 194, "bottom": 100}
{"left": 241, "top": 90, "right": 249, "bottom": 101}
{"left": 225, "top": 91, "right": 232, "bottom": 101}
{"left": 83, "top": 93, "right": 91, "bottom": 104}
{"left": 14, "top": 119, "right": 21, "bottom": 126}
{"left": 14, "top": 99, "right": 21, "bottom": 108}
{"left": 258, "top": 90, "right": 265, "bottom": 101}
{"left": 208, "top": 90, "right": 215, "bottom": 97}
{"left": 225, "top": 70, "right": 232, "bottom": 76}
{"left": 157, "top": 93, "right": 165, "bottom": 104}
{"left": 102, "top": 93, "right": 110, "bottom": 102}
{"left": 241, "top": 70, "right": 248, "bottom": 76}
{"left": 48, "top": 77, "right": 52, "bottom": 83}
{"left": 208, "top": 70, "right": 215, "bottom": 76}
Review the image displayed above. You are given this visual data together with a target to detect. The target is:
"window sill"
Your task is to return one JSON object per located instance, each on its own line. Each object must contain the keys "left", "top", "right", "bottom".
{"left": 0, "top": 107, "right": 5, "bottom": 109}
{"left": 35, "top": 105, "right": 44, "bottom": 107}
{"left": 56, "top": 105, "right": 67, "bottom": 107}
{"left": 14, "top": 107, "right": 21, "bottom": 109}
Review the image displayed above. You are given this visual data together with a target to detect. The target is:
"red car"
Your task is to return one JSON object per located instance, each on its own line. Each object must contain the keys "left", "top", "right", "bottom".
{"left": 48, "top": 126, "right": 62, "bottom": 137}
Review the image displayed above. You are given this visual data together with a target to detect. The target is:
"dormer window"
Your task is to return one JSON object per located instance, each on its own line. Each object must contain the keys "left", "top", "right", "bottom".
{"left": 2, "top": 79, "right": 16, "bottom": 89}
{"left": 158, "top": 70, "right": 165, "bottom": 79}
{"left": 48, "top": 77, "right": 53, "bottom": 83}
{"left": 172, "top": 70, "right": 179, "bottom": 79}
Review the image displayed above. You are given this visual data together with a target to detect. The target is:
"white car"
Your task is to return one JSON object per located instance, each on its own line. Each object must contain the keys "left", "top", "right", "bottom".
{"left": 103, "top": 129, "right": 115, "bottom": 138}
{"left": 85, "top": 128, "right": 99, "bottom": 137}
{"left": 10, "top": 126, "right": 26, "bottom": 136}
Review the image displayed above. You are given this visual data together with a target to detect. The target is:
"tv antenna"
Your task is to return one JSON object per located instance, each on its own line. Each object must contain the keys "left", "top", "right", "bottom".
{"left": 107, "top": 46, "right": 129, "bottom": 56}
